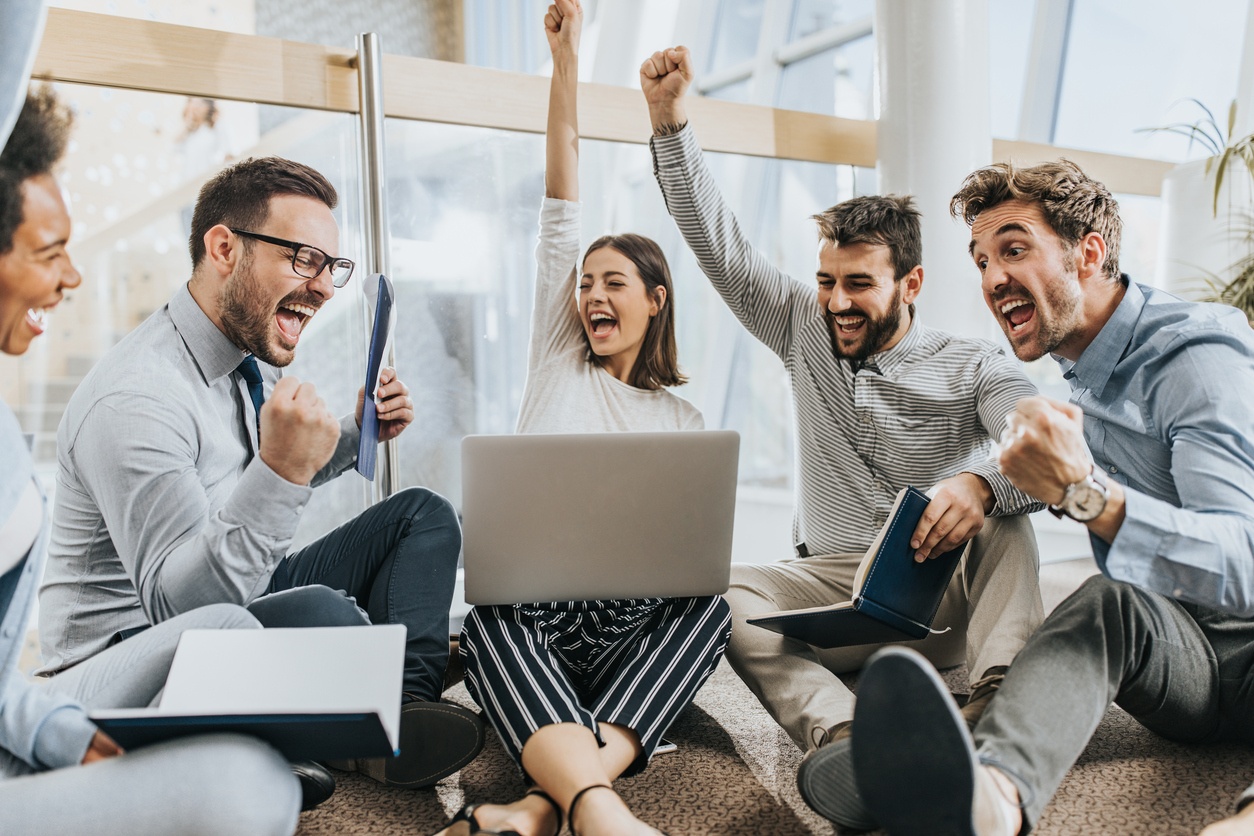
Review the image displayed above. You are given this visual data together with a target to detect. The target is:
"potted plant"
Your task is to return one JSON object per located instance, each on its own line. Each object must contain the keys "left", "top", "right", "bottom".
{"left": 1152, "top": 100, "right": 1254, "bottom": 323}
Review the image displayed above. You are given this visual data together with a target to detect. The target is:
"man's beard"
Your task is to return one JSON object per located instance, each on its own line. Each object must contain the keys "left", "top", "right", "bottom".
{"left": 219, "top": 252, "right": 298, "bottom": 367}
{"left": 994, "top": 267, "right": 1083, "bottom": 362}
{"left": 826, "top": 283, "right": 904, "bottom": 362}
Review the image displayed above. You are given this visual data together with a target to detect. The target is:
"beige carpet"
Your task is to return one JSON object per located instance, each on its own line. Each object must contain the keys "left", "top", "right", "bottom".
{"left": 299, "top": 558, "right": 1254, "bottom": 835}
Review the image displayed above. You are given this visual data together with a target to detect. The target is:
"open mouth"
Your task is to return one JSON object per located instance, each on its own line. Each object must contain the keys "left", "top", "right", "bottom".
{"left": 25, "top": 307, "right": 50, "bottom": 336}
{"left": 831, "top": 314, "right": 866, "bottom": 336}
{"left": 999, "top": 299, "right": 1036, "bottom": 333}
{"left": 276, "top": 301, "right": 318, "bottom": 344}
{"left": 588, "top": 311, "right": 618, "bottom": 339}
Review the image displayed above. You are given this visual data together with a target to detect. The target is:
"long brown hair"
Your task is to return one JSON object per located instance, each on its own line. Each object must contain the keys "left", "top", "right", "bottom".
{"left": 581, "top": 233, "right": 687, "bottom": 389}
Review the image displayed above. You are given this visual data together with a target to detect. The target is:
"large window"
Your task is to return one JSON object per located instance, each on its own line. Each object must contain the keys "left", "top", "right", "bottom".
{"left": 0, "top": 81, "right": 370, "bottom": 548}
{"left": 381, "top": 119, "right": 847, "bottom": 506}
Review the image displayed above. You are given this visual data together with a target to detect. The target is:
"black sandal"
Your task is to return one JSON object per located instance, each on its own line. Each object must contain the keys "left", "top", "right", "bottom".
{"left": 568, "top": 785, "right": 613, "bottom": 836}
{"left": 431, "top": 788, "right": 563, "bottom": 836}
{"left": 567, "top": 783, "right": 672, "bottom": 836}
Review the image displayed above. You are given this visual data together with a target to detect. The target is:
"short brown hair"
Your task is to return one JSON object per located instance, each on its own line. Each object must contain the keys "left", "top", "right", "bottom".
{"left": 0, "top": 86, "right": 74, "bottom": 255}
{"left": 811, "top": 194, "right": 922, "bottom": 281}
{"left": 189, "top": 156, "right": 337, "bottom": 266}
{"left": 582, "top": 234, "right": 687, "bottom": 390}
{"left": 950, "top": 160, "right": 1124, "bottom": 283}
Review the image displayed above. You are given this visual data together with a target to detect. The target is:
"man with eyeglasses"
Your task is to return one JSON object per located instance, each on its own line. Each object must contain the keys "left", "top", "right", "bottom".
{"left": 39, "top": 156, "right": 485, "bottom": 801}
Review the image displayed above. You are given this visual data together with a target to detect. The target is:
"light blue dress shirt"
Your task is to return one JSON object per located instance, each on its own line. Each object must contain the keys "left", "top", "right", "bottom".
{"left": 0, "top": 401, "right": 97, "bottom": 775}
{"left": 1058, "top": 281, "right": 1254, "bottom": 616}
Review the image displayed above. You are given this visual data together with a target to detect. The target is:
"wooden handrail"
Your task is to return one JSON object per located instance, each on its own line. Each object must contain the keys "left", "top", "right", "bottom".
{"left": 31, "top": 8, "right": 1174, "bottom": 195}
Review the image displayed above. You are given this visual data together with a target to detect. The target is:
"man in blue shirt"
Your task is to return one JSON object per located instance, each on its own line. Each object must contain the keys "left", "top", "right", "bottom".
{"left": 846, "top": 160, "right": 1254, "bottom": 835}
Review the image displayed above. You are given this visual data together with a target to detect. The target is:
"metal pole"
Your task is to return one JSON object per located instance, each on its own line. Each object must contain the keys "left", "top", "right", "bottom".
{"left": 355, "top": 32, "right": 401, "bottom": 501}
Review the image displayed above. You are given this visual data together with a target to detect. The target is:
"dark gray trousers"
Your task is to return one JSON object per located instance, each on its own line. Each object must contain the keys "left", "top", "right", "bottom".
{"left": 974, "top": 574, "right": 1254, "bottom": 831}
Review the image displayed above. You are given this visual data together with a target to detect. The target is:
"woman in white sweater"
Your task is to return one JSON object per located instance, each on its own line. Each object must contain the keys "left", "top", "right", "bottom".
{"left": 435, "top": 4, "right": 731, "bottom": 836}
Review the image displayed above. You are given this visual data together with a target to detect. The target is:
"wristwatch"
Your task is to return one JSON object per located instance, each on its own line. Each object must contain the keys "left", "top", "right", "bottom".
{"left": 1049, "top": 465, "right": 1109, "bottom": 522}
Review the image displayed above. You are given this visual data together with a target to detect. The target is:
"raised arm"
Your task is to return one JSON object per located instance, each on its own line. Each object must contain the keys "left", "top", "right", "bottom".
{"left": 544, "top": 0, "right": 581, "bottom": 201}
{"left": 520, "top": 0, "right": 589, "bottom": 378}
{"left": 641, "top": 46, "right": 812, "bottom": 361}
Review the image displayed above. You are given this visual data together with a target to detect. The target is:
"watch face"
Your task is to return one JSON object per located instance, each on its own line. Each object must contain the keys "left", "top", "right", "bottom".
{"left": 1066, "top": 482, "right": 1106, "bottom": 521}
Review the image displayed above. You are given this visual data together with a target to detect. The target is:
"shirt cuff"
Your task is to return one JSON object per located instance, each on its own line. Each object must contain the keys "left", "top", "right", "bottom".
{"left": 1102, "top": 487, "right": 1224, "bottom": 604}
{"left": 327, "top": 414, "right": 360, "bottom": 475}
{"left": 962, "top": 463, "right": 1042, "bottom": 516}
{"left": 32, "top": 702, "right": 97, "bottom": 770}
{"left": 649, "top": 123, "right": 698, "bottom": 170}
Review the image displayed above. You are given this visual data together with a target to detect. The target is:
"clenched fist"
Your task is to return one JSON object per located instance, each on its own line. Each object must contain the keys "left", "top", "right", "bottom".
{"left": 640, "top": 45, "right": 694, "bottom": 133}
{"left": 259, "top": 376, "right": 341, "bottom": 486}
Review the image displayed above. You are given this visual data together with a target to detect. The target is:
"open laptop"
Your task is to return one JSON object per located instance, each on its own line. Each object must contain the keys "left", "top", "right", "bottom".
{"left": 461, "top": 430, "right": 740, "bottom": 605}
{"left": 90, "top": 624, "right": 404, "bottom": 761}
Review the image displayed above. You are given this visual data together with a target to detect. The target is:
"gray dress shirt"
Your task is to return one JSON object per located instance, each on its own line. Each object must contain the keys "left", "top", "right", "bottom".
{"left": 39, "top": 283, "right": 359, "bottom": 673}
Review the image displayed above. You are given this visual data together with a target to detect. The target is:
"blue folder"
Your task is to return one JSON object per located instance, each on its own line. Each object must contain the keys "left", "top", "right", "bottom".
{"left": 356, "top": 273, "right": 394, "bottom": 481}
{"left": 747, "top": 486, "right": 968, "bottom": 648}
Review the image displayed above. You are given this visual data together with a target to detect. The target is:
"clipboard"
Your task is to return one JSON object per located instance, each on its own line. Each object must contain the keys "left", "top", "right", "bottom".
{"left": 357, "top": 273, "right": 395, "bottom": 480}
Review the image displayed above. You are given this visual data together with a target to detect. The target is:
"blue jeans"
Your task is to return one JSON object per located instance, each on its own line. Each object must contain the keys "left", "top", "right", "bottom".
{"left": 266, "top": 487, "right": 461, "bottom": 702}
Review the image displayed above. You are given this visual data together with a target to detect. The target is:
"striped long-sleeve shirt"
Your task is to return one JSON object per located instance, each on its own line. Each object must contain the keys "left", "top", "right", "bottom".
{"left": 651, "top": 125, "right": 1042, "bottom": 557}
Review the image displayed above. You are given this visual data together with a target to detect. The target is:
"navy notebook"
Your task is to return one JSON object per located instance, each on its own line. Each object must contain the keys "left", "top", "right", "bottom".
{"left": 89, "top": 626, "right": 404, "bottom": 762}
{"left": 747, "top": 486, "right": 968, "bottom": 648}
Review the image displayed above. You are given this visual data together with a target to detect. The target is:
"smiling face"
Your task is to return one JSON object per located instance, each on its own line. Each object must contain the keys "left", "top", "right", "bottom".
{"left": 578, "top": 245, "right": 662, "bottom": 377}
{"left": 816, "top": 239, "right": 918, "bottom": 361}
{"left": 217, "top": 194, "right": 339, "bottom": 367}
{"left": 0, "top": 174, "right": 81, "bottom": 356}
{"left": 970, "top": 200, "right": 1086, "bottom": 362}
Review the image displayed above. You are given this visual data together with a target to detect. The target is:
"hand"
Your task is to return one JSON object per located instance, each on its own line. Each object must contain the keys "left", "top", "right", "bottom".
{"left": 910, "top": 473, "right": 994, "bottom": 562}
{"left": 640, "top": 45, "right": 693, "bottom": 131}
{"left": 81, "top": 730, "right": 123, "bottom": 765}
{"left": 544, "top": 0, "right": 582, "bottom": 57}
{"left": 356, "top": 366, "right": 414, "bottom": 443}
{"left": 259, "top": 376, "right": 341, "bottom": 485}
{"left": 996, "top": 396, "right": 1091, "bottom": 506}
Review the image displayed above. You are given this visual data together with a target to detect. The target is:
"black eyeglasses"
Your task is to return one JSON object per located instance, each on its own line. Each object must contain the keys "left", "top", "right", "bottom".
{"left": 230, "top": 228, "right": 355, "bottom": 288}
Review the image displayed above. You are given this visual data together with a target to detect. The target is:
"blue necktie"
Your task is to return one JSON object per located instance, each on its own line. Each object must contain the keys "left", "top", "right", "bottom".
{"left": 235, "top": 355, "right": 265, "bottom": 440}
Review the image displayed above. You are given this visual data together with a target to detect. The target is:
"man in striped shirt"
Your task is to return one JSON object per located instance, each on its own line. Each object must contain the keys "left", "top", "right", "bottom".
{"left": 641, "top": 46, "right": 1045, "bottom": 830}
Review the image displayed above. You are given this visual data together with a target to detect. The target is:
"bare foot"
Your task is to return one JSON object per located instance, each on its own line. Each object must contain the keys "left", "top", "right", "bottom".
{"left": 975, "top": 765, "right": 1023, "bottom": 836}
{"left": 569, "top": 786, "right": 664, "bottom": 836}
{"left": 1200, "top": 803, "right": 1254, "bottom": 836}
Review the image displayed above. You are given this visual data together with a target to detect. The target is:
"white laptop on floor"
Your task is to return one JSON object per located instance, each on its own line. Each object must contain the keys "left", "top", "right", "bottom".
{"left": 90, "top": 624, "right": 404, "bottom": 761}
{"left": 461, "top": 430, "right": 740, "bottom": 605}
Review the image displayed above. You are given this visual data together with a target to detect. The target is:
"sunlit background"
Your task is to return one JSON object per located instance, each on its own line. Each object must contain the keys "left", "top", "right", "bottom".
{"left": 4, "top": 0, "right": 1251, "bottom": 571}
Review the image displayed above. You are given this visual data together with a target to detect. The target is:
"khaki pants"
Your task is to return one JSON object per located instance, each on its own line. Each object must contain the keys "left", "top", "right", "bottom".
{"left": 724, "top": 514, "right": 1043, "bottom": 751}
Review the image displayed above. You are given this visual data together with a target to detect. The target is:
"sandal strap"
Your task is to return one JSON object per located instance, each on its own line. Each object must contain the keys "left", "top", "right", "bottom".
{"left": 524, "top": 787, "right": 565, "bottom": 836}
{"left": 567, "top": 784, "right": 614, "bottom": 836}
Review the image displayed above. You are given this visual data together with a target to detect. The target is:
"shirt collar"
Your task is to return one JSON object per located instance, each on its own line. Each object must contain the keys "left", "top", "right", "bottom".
{"left": 169, "top": 282, "right": 249, "bottom": 383}
{"left": 1057, "top": 280, "right": 1143, "bottom": 398}
{"left": 860, "top": 311, "right": 924, "bottom": 376}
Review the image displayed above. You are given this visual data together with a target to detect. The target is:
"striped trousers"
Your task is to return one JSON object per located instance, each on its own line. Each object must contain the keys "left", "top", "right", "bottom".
{"left": 460, "top": 595, "right": 732, "bottom": 775}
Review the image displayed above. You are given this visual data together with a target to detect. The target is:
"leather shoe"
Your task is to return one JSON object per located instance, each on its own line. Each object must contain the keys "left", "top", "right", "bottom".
{"left": 356, "top": 700, "right": 486, "bottom": 788}
{"left": 291, "top": 760, "right": 336, "bottom": 811}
